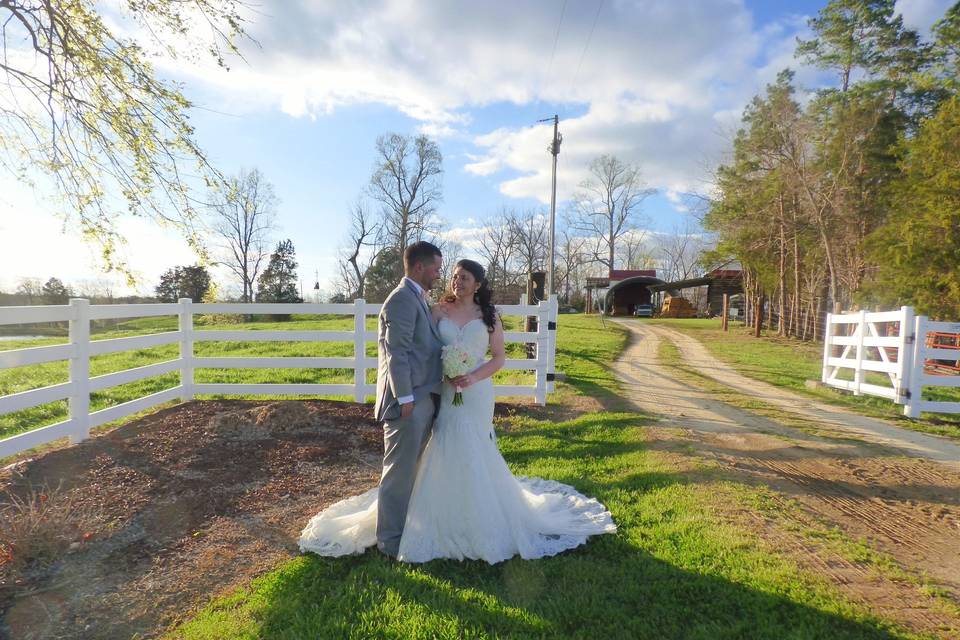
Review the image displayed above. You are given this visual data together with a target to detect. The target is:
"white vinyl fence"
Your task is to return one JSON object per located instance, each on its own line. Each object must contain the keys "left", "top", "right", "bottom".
{"left": 0, "top": 297, "right": 558, "bottom": 459}
{"left": 822, "top": 306, "right": 960, "bottom": 417}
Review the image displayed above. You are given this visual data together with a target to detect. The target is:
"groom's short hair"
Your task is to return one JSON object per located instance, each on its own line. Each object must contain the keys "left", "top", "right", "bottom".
{"left": 404, "top": 241, "right": 442, "bottom": 272}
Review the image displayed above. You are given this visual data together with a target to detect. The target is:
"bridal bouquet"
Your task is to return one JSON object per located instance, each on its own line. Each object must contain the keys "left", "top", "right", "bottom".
{"left": 442, "top": 343, "right": 476, "bottom": 406}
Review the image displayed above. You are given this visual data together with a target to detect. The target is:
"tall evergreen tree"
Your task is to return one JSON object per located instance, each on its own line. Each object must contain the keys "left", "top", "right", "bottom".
{"left": 155, "top": 265, "right": 211, "bottom": 303}
{"left": 256, "top": 239, "right": 302, "bottom": 304}
{"left": 865, "top": 97, "right": 960, "bottom": 318}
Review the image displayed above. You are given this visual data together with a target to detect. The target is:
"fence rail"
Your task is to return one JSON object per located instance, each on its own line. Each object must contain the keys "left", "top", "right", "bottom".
{"left": 822, "top": 306, "right": 960, "bottom": 417}
{"left": 0, "top": 297, "right": 558, "bottom": 459}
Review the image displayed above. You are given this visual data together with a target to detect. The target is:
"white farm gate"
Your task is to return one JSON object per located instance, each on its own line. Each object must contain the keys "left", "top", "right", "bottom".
{"left": 0, "top": 297, "right": 559, "bottom": 460}
{"left": 822, "top": 306, "right": 960, "bottom": 417}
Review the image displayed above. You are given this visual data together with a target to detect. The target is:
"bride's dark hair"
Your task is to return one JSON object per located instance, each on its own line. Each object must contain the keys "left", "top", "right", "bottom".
{"left": 443, "top": 259, "right": 498, "bottom": 332}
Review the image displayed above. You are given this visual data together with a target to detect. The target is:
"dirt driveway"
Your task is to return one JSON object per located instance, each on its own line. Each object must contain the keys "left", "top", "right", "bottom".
{"left": 613, "top": 319, "right": 960, "bottom": 637}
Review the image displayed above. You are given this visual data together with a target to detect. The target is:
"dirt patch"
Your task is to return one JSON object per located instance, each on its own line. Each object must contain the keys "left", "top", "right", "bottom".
{"left": 0, "top": 400, "right": 384, "bottom": 639}
{"left": 613, "top": 321, "right": 960, "bottom": 637}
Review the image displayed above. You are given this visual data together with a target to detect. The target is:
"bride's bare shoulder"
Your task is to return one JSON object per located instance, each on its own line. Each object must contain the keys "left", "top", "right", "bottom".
{"left": 432, "top": 302, "right": 450, "bottom": 319}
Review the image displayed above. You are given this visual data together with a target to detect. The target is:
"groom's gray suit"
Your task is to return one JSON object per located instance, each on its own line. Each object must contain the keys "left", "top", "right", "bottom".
{"left": 374, "top": 278, "right": 443, "bottom": 556}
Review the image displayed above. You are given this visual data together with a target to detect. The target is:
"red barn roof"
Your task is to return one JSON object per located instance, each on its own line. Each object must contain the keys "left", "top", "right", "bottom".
{"left": 609, "top": 269, "right": 656, "bottom": 280}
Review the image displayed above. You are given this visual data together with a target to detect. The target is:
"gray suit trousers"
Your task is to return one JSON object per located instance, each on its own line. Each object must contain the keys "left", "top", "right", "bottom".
{"left": 376, "top": 394, "right": 438, "bottom": 556}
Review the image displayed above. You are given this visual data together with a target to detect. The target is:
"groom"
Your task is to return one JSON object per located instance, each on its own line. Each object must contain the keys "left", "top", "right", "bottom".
{"left": 374, "top": 241, "right": 444, "bottom": 558}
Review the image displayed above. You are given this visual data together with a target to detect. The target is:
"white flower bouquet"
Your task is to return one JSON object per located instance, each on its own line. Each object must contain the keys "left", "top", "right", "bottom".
{"left": 442, "top": 343, "right": 476, "bottom": 406}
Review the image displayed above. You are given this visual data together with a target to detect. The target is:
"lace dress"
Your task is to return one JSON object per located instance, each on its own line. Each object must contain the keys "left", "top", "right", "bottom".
{"left": 298, "top": 317, "right": 616, "bottom": 563}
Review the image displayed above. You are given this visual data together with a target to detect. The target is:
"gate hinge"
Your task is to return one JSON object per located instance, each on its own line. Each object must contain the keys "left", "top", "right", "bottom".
{"left": 548, "top": 321, "right": 557, "bottom": 331}
{"left": 905, "top": 334, "right": 915, "bottom": 344}
{"left": 546, "top": 373, "right": 556, "bottom": 381}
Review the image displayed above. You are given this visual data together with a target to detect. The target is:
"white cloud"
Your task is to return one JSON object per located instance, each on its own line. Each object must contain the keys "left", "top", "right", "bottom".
{"left": 895, "top": 0, "right": 954, "bottom": 34}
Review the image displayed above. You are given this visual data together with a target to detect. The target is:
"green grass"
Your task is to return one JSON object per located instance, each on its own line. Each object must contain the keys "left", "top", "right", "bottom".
{"left": 656, "top": 335, "right": 960, "bottom": 621}
{"left": 167, "top": 315, "right": 921, "bottom": 640}
{"left": 552, "top": 314, "right": 629, "bottom": 405}
{"left": 0, "top": 314, "right": 534, "bottom": 443}
{"left": 647, "top": 318, "right": 960, "bottom": 438}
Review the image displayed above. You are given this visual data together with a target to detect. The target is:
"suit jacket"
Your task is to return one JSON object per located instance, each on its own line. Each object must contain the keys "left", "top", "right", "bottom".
{"left": 374, "top": 280, "right": 443, "bottom": 422}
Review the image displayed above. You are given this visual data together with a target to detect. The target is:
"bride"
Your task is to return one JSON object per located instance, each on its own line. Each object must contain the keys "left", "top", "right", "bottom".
{"left": 299, "top": 259, "right": 616, "bottom": 564}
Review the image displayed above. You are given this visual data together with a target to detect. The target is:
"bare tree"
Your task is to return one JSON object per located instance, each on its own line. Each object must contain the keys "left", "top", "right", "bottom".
{"left": 556, "top": 229, "right": 588, "bottom": 303}
{"left": 15, "top": 277, "right": 42, "bottom": 304}
{"left": 368, "top": 133, "right": 443, "bottom": 252}
{"left": 337, "top": 200, "right": 383, "bottom": 299}
{"left": 434, "top": 237, "right": 464, "bottom": 296}
{"left": 508, "top": 209, "right": 548, "bottom": 278}
{"left": 209, "top": 169, "right": 276, "bottom": 303}
{"left": 655, "top": 219, "right": 707, "bottom": 282}
{"left": 568, "top": 155, "right": 654, "bottom": 272}
{"left": 475, "top": 209, "right": 518, "bottom": 291}
{"left": 619, "top": 229, "right": 655, "bottom": 269}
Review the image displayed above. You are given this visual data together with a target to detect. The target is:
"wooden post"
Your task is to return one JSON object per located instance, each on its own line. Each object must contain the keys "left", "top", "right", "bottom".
{"left": 821, "top": 311, "right": 833, "bottom": 384}
{"left": 69, "top": 298, "right": 90, "bottom": 444}
{"left": 721, "top": 293, "right": 729, "bottom": 332}
{"left": 535, "top": 300, "right": 549, "bottom": 406}
{"left": 905, "top": 314, "right": 925, "bottom": 418}
{"left": 546, "top": 295, "right": 557, "bottom": 393}
{"left": 895, "top": 306, "right": 915, "bottom": 407}
{"left": 179, "top": 298, "right": 194, "bottom": 401}
{"left": 853, "top": 309, "right": 866, "bottom": 396}
{"left": 353, "top": 298, "right": 366, "bottom": 403}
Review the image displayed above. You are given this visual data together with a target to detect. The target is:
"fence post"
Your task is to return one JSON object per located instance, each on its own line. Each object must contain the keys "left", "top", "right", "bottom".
{"left": 905, "top": 314, "right": 926, "bottom": 418}
{"left": 68, "top": 298, "right": 90, "bottom": 444}
{"left": 894, "top": 306, "right": 915, "bottom": 406}
{"left": 546, "top": 295, "right": 557, "bottom": 393}
{"left": 353, "top": 298, "right": 366, "bottom": 403}
{"left": 821, "top": 312, "right": 833, "bottom": 384}
{"left": 853, "top": 309, "right": 867, "bottom": 395}
{"left": 535, "top": 300, "right": 549, "bottom": 406}
{"left": 179, "top": 298, "right": 194, "bottom": 401}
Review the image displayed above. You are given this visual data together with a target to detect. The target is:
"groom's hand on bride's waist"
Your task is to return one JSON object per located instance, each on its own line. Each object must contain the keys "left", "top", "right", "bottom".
{"left": 400, "top": 401, "right": 414, "bottom": 418}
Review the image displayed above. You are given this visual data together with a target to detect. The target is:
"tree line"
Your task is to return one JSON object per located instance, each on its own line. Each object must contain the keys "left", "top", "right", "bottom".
{"left": 706, "top": 0, "right": 960, "bottom": 335}
{"left": 333, "top": 140, "right": 705, "bottom": 306}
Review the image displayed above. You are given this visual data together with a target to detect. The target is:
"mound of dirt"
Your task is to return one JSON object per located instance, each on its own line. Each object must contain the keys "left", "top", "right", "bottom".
{"left": 0, "top": 400, "right": 383, "bottom": 640}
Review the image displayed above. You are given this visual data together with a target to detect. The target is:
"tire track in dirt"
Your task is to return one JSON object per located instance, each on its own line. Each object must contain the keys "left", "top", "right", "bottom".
{"left": 610, "top": 320, "right": 960, "bottom": 636}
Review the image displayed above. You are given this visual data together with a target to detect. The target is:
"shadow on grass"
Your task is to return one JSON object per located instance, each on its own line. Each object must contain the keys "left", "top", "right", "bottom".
{"left": 240, "top": 530, "right": 904, "bottom": 640}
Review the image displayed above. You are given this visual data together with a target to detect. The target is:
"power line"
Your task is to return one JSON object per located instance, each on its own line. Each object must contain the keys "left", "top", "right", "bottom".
{"left": 534, "top": 0, "right": 568, "bottom": 109}
{"left": 545, "top": 0, "right": 568, "bottom": 83}
{"left": 569, "top": 0, "right": 604, "bottom": 98}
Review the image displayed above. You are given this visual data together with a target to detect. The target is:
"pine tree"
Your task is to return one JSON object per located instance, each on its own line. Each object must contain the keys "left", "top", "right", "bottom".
{"left": 256, "top": 239, "right": 302, "bottom": 305}
{"left": 865, "top": 97, "right": 960, "bottom": 318}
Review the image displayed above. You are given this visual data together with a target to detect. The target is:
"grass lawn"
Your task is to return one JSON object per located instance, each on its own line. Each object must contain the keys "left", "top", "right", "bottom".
{"left": 647, "top": 318, "right": 960, "bottom": 438}
{"left": 167, "top": 315, "right": 919, "bottom": 639}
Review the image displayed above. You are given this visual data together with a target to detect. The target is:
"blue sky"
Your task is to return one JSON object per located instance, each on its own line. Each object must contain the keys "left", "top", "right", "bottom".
{"left": 0, "top": 0, "right": 953, "bottom": 296}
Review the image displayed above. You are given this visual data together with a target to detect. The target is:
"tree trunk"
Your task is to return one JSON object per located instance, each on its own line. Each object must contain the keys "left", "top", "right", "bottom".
{"left": 777, "top": 194, "right": 786, "bottom": 335}
{"left": 792, "top": 226, "right": 800, "bottom": 338}
{"left": 754, "top": 292, "right": 763, "bottom": 338}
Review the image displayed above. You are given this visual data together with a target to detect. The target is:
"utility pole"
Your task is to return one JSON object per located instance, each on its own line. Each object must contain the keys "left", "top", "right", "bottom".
{"left": 538, "top": 114, "right": 562, "bottom": 296}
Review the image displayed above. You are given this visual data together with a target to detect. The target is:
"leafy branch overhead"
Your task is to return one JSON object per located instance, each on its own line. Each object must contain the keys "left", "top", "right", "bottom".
{"left": 0, "top": 0, "right": 249, "bottom": 282}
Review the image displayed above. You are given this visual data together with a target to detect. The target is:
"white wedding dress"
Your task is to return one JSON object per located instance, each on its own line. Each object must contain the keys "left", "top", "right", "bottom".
{"left": 298, "top": 317, "right": 616, "bottom": 564}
